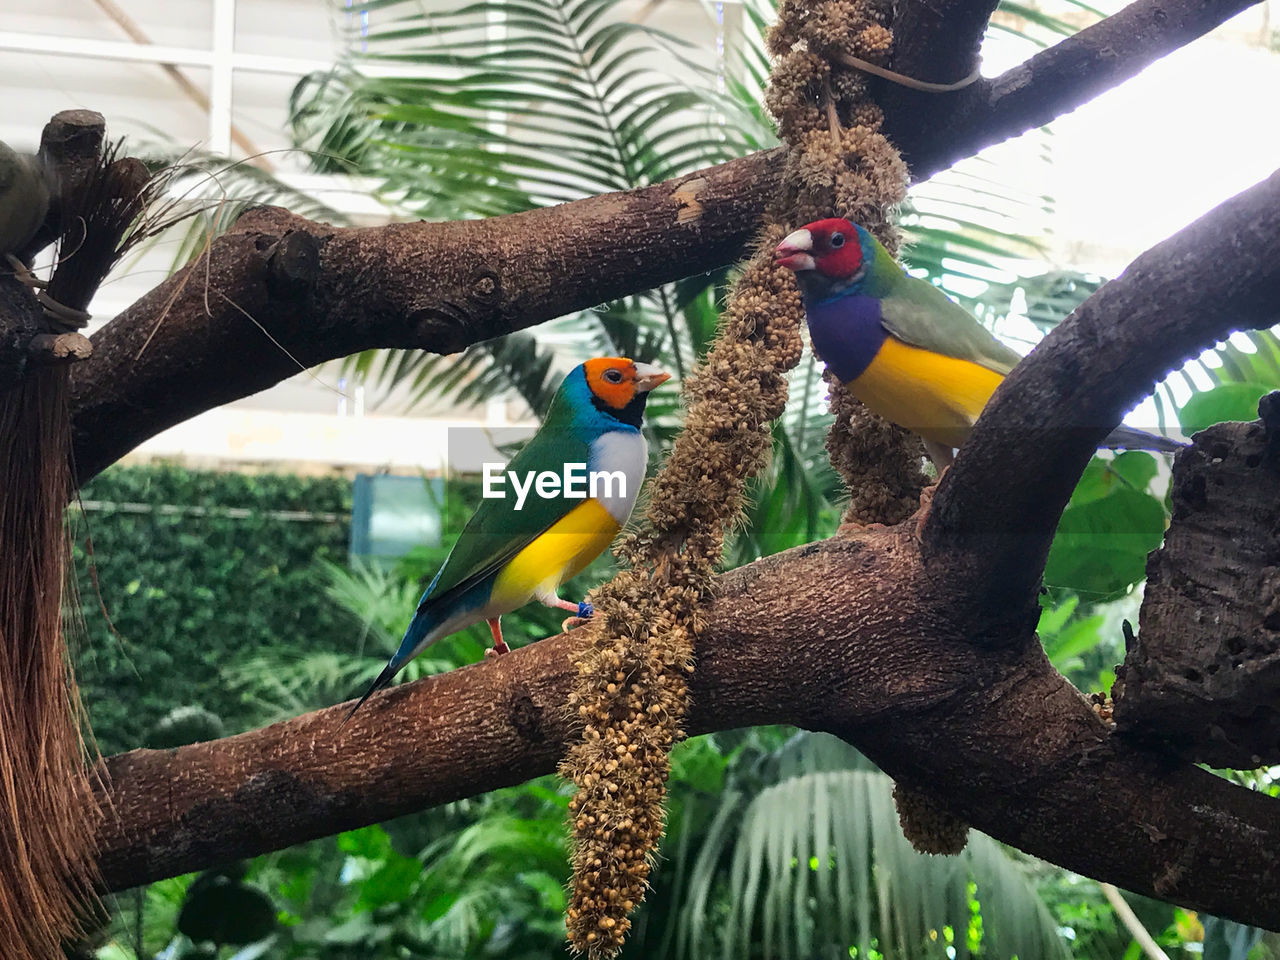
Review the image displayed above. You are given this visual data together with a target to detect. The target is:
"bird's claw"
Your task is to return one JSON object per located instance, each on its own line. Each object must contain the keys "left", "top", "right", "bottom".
{"left": 484, "top": 639, "right": 511, "bottom": 659}
{"left": 912, "top": 481, "right": 942, "bottom": 539}
{"left": 560, "top": 600, "right": 594, "bottom": 633}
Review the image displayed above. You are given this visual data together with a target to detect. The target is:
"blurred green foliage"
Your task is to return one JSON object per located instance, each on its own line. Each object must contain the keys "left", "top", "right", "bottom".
{"left": 71, "top": 465, "right": 353, "bottom": 755}
{"left": 1044, "top": 451, "right": 1167, "bottom": 602}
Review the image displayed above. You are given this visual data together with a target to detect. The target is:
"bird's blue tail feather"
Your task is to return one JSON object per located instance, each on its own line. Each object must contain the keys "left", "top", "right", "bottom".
{"left": 1102, "top": 424, "right": 1186, "bottom": 454}
{"left": 340, "top": 607, "right": 436, "bottom": 726}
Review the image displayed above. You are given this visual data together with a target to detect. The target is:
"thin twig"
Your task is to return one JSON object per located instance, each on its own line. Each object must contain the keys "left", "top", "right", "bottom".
{"left": 1101, "top": 883, "right": 1171, "bottom": 960}
{"left": 217, "top": 292, "right": 347, "bottom": 398}
{"left": 834, "top": 50, "right": 982, "bottom": 92}
{"left": 823, "top": 78, "right": 843, "bottom": 148}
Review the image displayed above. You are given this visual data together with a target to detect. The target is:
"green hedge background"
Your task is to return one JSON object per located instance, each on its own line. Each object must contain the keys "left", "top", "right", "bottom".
{"left": 71, "top": 466, "right": 353, "bottom": 755}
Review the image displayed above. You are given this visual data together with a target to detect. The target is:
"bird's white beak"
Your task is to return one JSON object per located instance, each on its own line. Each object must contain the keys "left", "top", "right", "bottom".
{"left": 774, "top": 229, "right": 815, "bottom": 272}
{"left": 633, "top": 362, "right": 671, "bottom": 392}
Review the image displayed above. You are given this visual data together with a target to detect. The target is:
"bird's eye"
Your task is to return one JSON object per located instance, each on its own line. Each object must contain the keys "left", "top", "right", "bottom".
{"left": 603, "top": 369, "right": 624, "bottom": 384}
{"left": 830, "top": 232, "right": 845, "bottom": 249}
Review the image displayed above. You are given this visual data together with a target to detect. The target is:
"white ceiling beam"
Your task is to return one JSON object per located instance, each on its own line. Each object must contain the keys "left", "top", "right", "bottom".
{"left": 0, "top": 30, "right": 331, "bottom": 75}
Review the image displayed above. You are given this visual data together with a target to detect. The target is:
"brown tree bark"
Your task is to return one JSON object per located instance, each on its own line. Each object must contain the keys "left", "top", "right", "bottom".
{"left": 68, "top": 157, "right": 779, "bottom": 481}
{"left": 1115, "top": 399, "right": 1280, "bottom": 767}
{"left": 95, "top": 526, "right": 1280, "bottom": 926}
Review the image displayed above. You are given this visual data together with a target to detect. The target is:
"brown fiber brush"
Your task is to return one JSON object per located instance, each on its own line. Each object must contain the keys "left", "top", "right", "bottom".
{"left": 0, "top": 109, "right": 185, "bottom": 960}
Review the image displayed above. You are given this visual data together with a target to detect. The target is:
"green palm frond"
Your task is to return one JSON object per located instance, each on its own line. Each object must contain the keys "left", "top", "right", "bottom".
{"left": 1183, "top": 329, "right": 1280, "bottom": 394}
{"left": 296, "top": 0, "right": 746, "bottom": 216}
{"left": 322, "top": 557, "right": 418, "bottom": 631}
{"left": 347, "top": 330, "right": 562, "bottom": 415}
{"left": 222, "top": 648, "right": 456, "bottom": 722}
{"left": 221, "top": 557, "right": 447, "bottom": 719}
{"left": 335, "top": 298, "right": 673, "bottom": 419}
{"left": 662, "top": 733, "right": 1068, "bottom": 960}
{"left": 301, "top": 0, "right": 752, "bottom": 418}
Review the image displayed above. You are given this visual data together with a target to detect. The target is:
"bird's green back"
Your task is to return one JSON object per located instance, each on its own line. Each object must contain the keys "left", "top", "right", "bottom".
{"left": 870, "top": 237, "right": 1024, "bottom": 376}
{"left": 417, "top": 389, "right": 595, "bottom": 610}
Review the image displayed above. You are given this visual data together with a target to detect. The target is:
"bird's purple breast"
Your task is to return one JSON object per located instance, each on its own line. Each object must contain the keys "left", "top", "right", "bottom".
{"left": 805, "top": 295, "right": 887, "bottom": 383}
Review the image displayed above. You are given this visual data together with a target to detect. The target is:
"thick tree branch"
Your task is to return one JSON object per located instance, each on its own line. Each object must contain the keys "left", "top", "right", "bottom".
{"left": 886, "top": 0, "right": 1262, "bottom": 178}
{"left": 924, "top": 168, "right": 1280, "bottom": 615}
{"left": 67, "top": 0, "right": 1254, "bottom": 480}
{"left": 68, "top": 151, "right": 784, "bottom": 481}
{"left": 94, "top": 528, "right": 1280, "bottom": 928}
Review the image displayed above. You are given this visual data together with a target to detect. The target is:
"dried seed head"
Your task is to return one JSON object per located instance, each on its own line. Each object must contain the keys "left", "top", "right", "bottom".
{"left": 893, "top": 782, "right": 970, "bottom": 856}
{"left": 564, "top": 0, "right": 921, "bottom": 954}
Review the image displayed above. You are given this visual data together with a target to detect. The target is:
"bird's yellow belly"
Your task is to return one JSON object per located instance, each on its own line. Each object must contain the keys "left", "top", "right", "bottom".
{"left": 849, "top": 336, "right": 1005, "bottom": 448}
{"left": 490, "top": 498, "right": 621, "bottom": 610}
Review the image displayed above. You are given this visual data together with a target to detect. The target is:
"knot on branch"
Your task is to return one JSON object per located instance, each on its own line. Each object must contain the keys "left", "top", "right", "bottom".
{"left": 266, "top": 230, "right": 321, "bottom": 301}
{"left": 469, "top": 269, "right": 500, "bottom": 304}
{"left": 28, "top": 333, "right": 92, "bottom": 367}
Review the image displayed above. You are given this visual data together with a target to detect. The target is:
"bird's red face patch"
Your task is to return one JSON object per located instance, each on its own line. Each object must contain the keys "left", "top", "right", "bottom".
{"left": 803, "top": 218, "right": 865, "bottom": 280}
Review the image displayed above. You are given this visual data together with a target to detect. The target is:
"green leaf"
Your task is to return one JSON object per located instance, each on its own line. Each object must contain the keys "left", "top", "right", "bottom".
{"left": 337, "top": 825, "right": 395, "bottom": 861}
{"left": 518, "top": 870, "right": 569, "bottom": 913}
{"left": 1045, "top": 489, "right": 1166, "bottom": 598}
{"left": 1043, "top": 615, "right": 1107, "bottom": 670}
{"left": 322, "top": 912, "right": 388, "bottom": 946}
{"left": 1070, "top": 452, "right": 1158, "bottom": 506}
{"left": 420, "top": 887, "right": 462, "bottom": 924}
{"left": 356, "top": 849, "right": 422, "bottom": 909}
{"left": 1178, "top": 382, "right": 1271, "bottom": 434}
{"left": 1036, "top": 595, "right": 1079, "bottom": 636}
